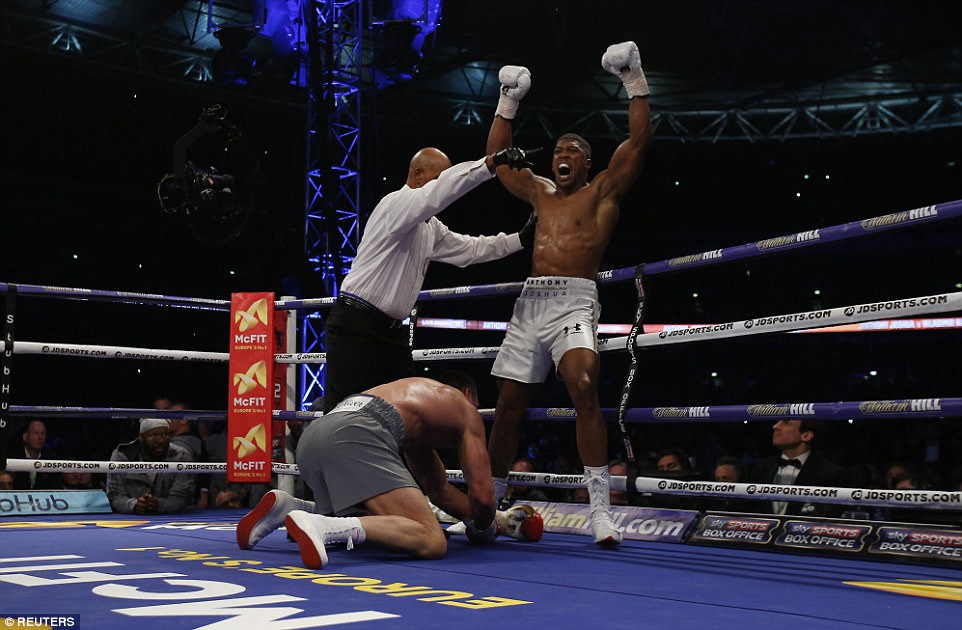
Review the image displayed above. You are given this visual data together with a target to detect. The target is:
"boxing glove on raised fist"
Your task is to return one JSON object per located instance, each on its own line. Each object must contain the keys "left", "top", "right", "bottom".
{"left": 601, "top": 41, "right": 648, "bottom": 98}
{"left": 495, "top": 65, "right": 531, "bottom": 120}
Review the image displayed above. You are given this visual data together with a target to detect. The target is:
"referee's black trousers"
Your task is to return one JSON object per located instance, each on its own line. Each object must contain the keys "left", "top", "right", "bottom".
{"left": 322, "top": 299, "right": 414, "bottom": 413}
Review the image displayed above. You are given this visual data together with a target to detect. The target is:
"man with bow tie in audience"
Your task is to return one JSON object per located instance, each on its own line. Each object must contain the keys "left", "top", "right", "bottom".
{"left": 748, "top": 419, "right": 848, "bottom": 517}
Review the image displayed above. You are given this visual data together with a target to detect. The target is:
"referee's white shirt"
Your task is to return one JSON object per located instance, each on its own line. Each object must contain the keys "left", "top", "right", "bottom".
{"left": 341, "top": 157, "right": 523, "bottom": 319}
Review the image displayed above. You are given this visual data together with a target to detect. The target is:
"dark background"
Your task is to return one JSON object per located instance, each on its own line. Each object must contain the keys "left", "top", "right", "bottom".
{"left": 1, "top": 2, "right": 960, "bottom": 484}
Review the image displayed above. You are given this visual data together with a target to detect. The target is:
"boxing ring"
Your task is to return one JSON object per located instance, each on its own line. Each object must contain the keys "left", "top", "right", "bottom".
{"left": 1, "top": 511, "right": 960, "bottom": 629}
{"left": 2, "top": 198, "right": 962, "bottom": 628}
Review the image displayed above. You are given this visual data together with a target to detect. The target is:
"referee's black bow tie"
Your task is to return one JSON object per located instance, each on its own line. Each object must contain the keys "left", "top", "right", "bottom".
{"left": 778, "top": 458, "right": 802, "bottom": 468}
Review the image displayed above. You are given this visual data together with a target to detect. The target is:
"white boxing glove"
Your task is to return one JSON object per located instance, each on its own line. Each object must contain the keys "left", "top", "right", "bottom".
{"left": 495, "top": 504, "right": 544, "bottom": 542}
{"left": 446, "top": 505, "right": 543, "bottom": 543}
{"left": 495, "top": 65, "right": 531, "bottom": 120}
{"left": 601, "top": 41, "right": 648, "bottom": 98}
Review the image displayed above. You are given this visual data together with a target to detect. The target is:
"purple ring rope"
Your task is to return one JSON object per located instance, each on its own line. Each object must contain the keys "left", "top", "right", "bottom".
{"left": 12, "top": 397, "right": 958, "bottom": 423}
{"left": 642, "top": 200, "right": 962, "bottom": 276}
{"left": 4, "top": 199, "right": 958, "bottom": 309}
{"left": 0, "top": 282, "right": 339, "bottom": 313}
{"left": 409, "top": 199, "right": 962, "bottom": 302}
{"left": 509, "top": 398, "right": 962, "bottom": 423}
{"left": 8, "top": 405, "right": 322, "bottom": 422}
{"left": 0, "top": 283, "right": 231, "bottom": 311}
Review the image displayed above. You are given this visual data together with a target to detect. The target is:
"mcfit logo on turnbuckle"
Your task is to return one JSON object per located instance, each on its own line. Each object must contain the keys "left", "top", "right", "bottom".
{"left": 233, "top": 360, "right": 268, "bottom": 395}
{"left": 233, "top": 422, "right": 267, "bottom": 458}
{"left": 235, "top": 297, "right": 269, "bottom": 331}
{"left": 231, "top": 359, "right": 268, "bottom": 459}
{"left": 227, "top": 293, "right": 274, "bottom": 483}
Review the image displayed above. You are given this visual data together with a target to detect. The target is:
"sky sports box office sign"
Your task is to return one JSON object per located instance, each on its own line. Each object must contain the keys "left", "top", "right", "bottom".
{"left": 690, "top": 513, "right": 961, "bottom": 566}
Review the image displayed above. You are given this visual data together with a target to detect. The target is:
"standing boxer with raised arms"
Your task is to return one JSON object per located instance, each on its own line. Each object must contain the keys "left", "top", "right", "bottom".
{"left": 485, "top": 41, "right": 653, "bottom": 546}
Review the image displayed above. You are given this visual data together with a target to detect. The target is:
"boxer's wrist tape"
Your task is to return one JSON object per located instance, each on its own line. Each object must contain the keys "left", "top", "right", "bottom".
{"left": 495, "top": 93, "right": 520, "bottom": 120}
{"left": 622, "top": 68, "right": 649, "bottom": 98}
{"left": 467, "top": 518, "right": 497, "bottom": 539}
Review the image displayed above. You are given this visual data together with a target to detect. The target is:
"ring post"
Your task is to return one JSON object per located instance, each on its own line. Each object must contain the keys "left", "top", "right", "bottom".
{"left": 1, "top": 284, "right": 16, "bottom": 469}
{"left": 227, "top": 292, "right": 274, "bottom": 484}
{"left": 278, "top": 295, "right": 297, "bottom": 495}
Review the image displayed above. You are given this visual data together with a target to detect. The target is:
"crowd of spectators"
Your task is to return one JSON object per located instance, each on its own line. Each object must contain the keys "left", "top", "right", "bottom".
{"left": 492, "top": 412, "right": 962, "bottom": 523}
{"left": 3, "top": 393, "right": 960, "bottom": 526}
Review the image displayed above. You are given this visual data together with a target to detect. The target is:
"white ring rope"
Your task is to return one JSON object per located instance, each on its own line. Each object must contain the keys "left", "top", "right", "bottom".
{"left": 441, "top": 470, "right": 962, "bottom": 511}
{"left": 0, "top": 341, "right": 228, "bottom": 362}
{"left": 609, "top": 292, "right": 962, "bottom": 350}
{"left": 5, "top": 455, "right": 957, "bottom": 511}
{"left": 2, "top": 459, "right": 298, "bottom": 476}
{"left": 4, "top": 290, "right": 959, "bottom": 364}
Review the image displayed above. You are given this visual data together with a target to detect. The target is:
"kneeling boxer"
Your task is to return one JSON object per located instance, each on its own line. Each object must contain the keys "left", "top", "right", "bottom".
{"left": 237, "top": 376, "right": 542, "bottom": 569}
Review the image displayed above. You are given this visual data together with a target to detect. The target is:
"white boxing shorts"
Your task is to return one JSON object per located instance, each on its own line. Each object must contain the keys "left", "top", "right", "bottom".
{"left": 491, "top": 276, "right": 600, "bottom": 384}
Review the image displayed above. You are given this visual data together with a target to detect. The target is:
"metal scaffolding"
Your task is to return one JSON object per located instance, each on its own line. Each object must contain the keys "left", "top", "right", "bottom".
{"left": 3, "top": 6, "right": 959, "bottom": 144}
{"left": 299, "top": 0, "right": 362, "bottom": 408}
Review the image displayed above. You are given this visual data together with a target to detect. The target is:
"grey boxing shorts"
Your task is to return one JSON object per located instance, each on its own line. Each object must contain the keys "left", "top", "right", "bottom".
{"left": 296, "top": 394, "right": 418, "bottom": 515}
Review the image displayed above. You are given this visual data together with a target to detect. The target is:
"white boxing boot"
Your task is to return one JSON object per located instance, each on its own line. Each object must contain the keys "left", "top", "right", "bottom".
{"left": 285, "top": 510, "right": 366, "bottom": 570}
{"left": 584, "top": 466, "right": 622, "bottom": 547}
{"left": 236, "top": 489, "right": 315, "bottom": 550}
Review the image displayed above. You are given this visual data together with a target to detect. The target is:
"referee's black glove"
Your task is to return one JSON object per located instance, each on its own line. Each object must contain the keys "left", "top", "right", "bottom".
{"left": 519, "top": 212, "right": 537, "bottom": 249}
{"left": 492, "top": 146, "right": 541, "bottom": 170}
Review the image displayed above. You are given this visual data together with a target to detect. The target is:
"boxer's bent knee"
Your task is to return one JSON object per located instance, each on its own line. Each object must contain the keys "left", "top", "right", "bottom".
{"left": 412, "top": 529, "right": 448, "bottom": 560}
